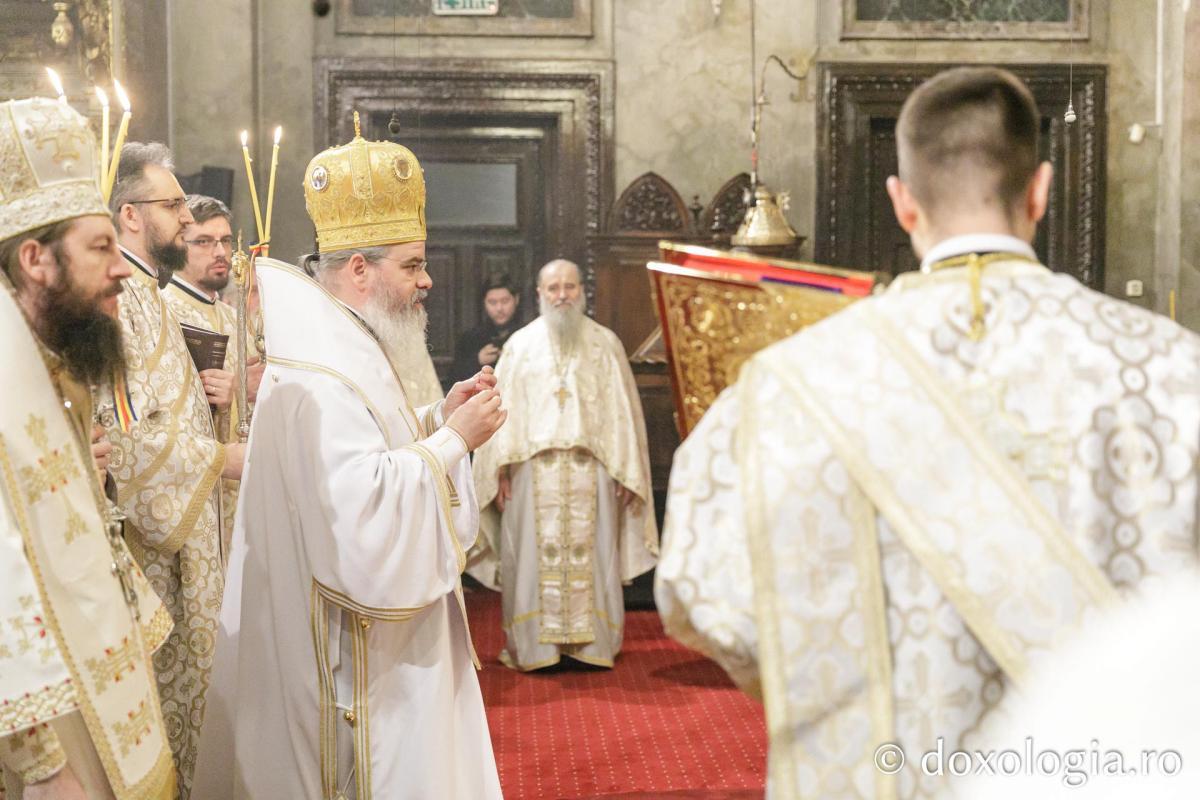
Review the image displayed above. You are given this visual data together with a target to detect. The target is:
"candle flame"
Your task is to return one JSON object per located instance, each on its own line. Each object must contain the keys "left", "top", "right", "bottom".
{"left": 94, "top": 85, "right": 109, "bottom": 108}
{"left": 241, "top": 130, "right": 249, "bottom": 147}
{"left": 45, "top": 67, "right": 66, "bottom": 98}
{"left": 274, "top": 126, "right": 282, "bottom": 145}
{"left": 113, "top": 79, "right": 131, "bottom": 112}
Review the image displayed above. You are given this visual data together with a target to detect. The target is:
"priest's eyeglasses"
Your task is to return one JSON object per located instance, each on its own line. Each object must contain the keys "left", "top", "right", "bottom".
{"left": 128, "top": 197, "right": 188, "bottom": 213}
{"left": 185, "top": 236, "right": 236, "bottom": 250}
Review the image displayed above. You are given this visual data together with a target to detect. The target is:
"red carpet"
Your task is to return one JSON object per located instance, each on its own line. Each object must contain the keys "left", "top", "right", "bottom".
{"left": 466, "top": 586, "right": 767, "bottom": 800}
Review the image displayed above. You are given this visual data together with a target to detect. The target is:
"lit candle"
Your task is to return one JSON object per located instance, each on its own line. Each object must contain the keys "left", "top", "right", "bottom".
{"left": 240, "top": 130, "right": 266, "bottom": 243}
{"left": 103, "top": 80, "right": 131, "bottom": 201}
{"left": 263, "top": 126, "right": 282, "bottom": 254}
{"left": 45, "top": 67, "right": 67, "bottom": 103}
{"left": 95, "top": 86, "right": 109, "bottom": 187}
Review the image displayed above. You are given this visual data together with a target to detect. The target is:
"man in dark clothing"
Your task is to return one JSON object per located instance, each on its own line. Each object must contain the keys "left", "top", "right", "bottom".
{"left": 452, "top": 273, "right": 522, "bottom": 384}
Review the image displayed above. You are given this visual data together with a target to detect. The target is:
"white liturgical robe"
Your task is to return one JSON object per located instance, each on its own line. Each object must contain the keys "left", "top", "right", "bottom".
{"left": 193, "top": 258, "right": 501, "bottom": 800}
{"left": 658, "top": 238, "right": 1200, "bottom": 800}
{"left": 470, "top": 315, "right": 658, "bottom": 670}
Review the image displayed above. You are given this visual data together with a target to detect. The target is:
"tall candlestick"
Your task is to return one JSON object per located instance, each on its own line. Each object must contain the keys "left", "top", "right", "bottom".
{"left": 45, "top": 67, "right": 67, "bottom": 103}
{"left": 95, "top": 86, "right": 110, "bottom": 188}
{"left": 103, "top": 80, "right": 131, "bottom": 201}
{"left": 240, "top": 130, "right": 266, "bottom": 243}
{"left": 263, "top": 126, "right": 282, "bottom": 253}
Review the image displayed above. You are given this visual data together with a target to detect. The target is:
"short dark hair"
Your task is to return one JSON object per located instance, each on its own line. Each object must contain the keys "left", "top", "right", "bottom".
{"left": 481, "top": 273, "right": 520, "bottom": 302}
{"left": 109, "top": 141, "right": 175, "bottom": 224}
{"left": 896, "top": 67, "right": 1041, "bottom": 216}
{"left": 0, "top": 219, "right": 73, "bottom": 292}
{"left": 186, "top": 194, "right": 232, "bottom": 226}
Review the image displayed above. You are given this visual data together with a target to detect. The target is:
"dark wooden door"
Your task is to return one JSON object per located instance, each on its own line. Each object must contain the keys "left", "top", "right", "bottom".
{"left": 390, "top": 118, "right": 549, "bottom": 384}
{"left": 815, "top": 62, "right": 1106, "bottom": 288}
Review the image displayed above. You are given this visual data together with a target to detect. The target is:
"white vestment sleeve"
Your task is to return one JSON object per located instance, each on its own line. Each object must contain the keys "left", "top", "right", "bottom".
{"left": 292, "top": 378, "right": 472, "bottom": 614}
{"left": 655, "top": 387, "right": 762, "bottom": 696}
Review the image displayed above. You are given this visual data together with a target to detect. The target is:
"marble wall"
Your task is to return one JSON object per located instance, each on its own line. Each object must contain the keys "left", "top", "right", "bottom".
{"left": 153, "top": 0, "right": 1197, "bottom": 322}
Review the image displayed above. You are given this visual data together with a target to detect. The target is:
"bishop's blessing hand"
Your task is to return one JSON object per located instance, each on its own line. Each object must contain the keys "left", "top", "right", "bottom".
{"left": 446, "top": 388, "right": 506, "bottom": 452}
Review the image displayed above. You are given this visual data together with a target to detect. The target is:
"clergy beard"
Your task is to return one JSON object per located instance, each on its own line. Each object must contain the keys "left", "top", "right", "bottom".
{"left": 37, "top": 260, "right": 127, "bottom": 385}
{"left": 361, "top": 283, "right": 430, "bottom": 378}
{"left": 540, "top": 295, "right": 585, "bottom": 352}
{"left": 148, "top": 222, "right": 188, "bottom": 274}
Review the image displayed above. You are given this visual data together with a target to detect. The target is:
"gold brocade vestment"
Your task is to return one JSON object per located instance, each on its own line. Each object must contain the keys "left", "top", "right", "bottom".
{"left": 470, "top": 316, "right": 658, "bottom": 670}
{"left": 161, "top": 276, "right": 246, "bottom": 550}
{"left": 103, "top": 251, "right": 225, "bottom": 799}
{"left": 658, "top": 259, "right": 1200, "bottom": 800}
{"left": 0, "top": 282, "right": 176, "bottom": 800}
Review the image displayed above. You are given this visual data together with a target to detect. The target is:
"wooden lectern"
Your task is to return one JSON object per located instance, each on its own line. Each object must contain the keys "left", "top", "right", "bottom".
{"left": 648, "top": 242, "right": 886, "bottom": 438}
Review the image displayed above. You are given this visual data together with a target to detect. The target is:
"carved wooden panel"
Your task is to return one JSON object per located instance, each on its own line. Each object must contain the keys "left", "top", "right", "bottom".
{"left": 315, "top": 57, "right": 614, "bottom": 306}
{"left": 700, "top": 172, "right": 752, "bottom": 244}
{"left": 815, "top": 62, "right": 1106, "bottom": 289}
{"left": 609, "top": 172, "right": 693, "bottom": 235}
{"left": 0, "top": 0, "right": 113, "bottom": 100}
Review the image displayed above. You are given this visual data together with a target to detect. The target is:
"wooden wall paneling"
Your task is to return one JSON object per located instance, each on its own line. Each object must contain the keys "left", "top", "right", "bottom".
{"left": 815, "top": 62, "right": 1106, "bottom": 288}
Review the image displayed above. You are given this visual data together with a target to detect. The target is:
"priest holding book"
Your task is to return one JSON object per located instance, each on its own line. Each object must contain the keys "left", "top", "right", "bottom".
{"left": 106, "top": 142, "right": 245, "bottom": 799}
{"left": 162, "top": 194, "right": 264, "bottom": 544}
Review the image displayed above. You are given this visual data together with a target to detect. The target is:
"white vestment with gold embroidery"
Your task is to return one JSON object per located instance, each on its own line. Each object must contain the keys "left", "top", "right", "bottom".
{"left": 658, "top": 256, "right": 1200, "bottom": 800}
{"left": 161, "top": 276, "right": 244, "bottom": 553}
{"left": 402, "top": 346, "right": 445, "bottom": 407}
{"left": 104, "top": 250, "right": 226, "bottom": 799}
{"left": 470, "top": 316, "right": 658, "bottom": 669}
{"left": 0, "top": 283, "right": 176, "bottom": 799}
{"left": 192, "top": 258, "right": 500, "bottom": 800}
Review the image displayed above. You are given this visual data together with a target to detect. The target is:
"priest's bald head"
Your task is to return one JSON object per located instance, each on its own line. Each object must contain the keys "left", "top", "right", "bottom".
{"left": 885, "top": 67, "right": 1053, "bottom": 261}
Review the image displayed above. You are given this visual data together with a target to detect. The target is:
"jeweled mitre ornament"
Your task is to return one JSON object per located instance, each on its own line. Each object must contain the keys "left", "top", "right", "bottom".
{"left": 0, "top": 97, "right": 108, "bottom": 242}
{"left": 303, "top": 110, "right": 426, "bottom": 252}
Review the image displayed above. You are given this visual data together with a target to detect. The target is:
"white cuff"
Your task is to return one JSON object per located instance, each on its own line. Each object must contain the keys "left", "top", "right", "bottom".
{"left": 423, "top": 426, "right": 468, "bottom": 473}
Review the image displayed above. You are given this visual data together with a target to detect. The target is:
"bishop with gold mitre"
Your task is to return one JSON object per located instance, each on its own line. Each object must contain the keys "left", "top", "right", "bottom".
{"left": 193, "top": 115, "right": 506, "bottom": 800}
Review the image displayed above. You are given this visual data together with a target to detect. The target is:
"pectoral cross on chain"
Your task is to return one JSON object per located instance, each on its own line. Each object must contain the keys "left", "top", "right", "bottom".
{"left": 553, "top": 383, "right": 571, "bottom": 409}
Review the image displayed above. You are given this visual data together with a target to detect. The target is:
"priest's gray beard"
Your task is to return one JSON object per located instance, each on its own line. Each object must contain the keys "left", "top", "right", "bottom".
{"left": 540, "top": 294, "right": 585, "bottom": 353}
{"left": 362, "top": 283, "right": 430, "bottom": 377}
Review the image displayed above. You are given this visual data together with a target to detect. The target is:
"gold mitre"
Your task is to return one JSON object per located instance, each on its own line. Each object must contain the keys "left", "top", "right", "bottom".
{"left": 0, "top": 97, "right": 108, "bottom": 244}
{"left": 303, "top": 111, "right": 426, "bottom": 253}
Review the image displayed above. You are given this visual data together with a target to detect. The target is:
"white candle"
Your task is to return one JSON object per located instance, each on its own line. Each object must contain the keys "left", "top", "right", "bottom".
{"left": 95, "top": 86, "right": 110, "bottom": 187}
{"left": 240, "top": 130, "right": 266, "bottom": 243}
{"left": 103, "top": 80, "right": 131, "bottom": 201}
{"left": 264, "top": 126, "right": 282, "bottom": 252}
{"left": 45, "top": 67, "right": 67, "bottom": 103}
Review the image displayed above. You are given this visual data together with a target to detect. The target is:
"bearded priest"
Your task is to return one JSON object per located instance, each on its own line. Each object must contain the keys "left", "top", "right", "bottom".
{"left": 193, "top": 116, "right": 506, "bottom": 800}
{"left": 0, "top": 97, "right": 176, "bottom": 800}
{"left": 105, "top": 142, "right": 246, "bottom": 799}
{"left": 162, "top": 194, "right": 264, "bottom": 549}
{"left": 470, "top": 259, "right": 659, "bottom": 671}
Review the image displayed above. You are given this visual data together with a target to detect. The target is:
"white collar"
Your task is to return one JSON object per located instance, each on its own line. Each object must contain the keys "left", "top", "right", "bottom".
{"left": 120, "top": 246, "right": 157, "bottom": 279}
{"left": 919, "top": 234, "right": 1038, "bottom": 272}
{"left": 169, "top": 275, "right": 218, "bottom": 304}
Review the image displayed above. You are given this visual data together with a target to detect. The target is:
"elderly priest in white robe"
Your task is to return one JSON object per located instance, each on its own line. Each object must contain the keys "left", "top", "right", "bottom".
{"left": 657, "top": 67, "right": 1200, "bottom": 800}
{"left": 0, "top": 97, "right": 175, "bottom": 800}
{"left": 194, "top": 117, "right": 506, "bottom": 800}
{"left": 471, "top": 259, "right": 659, "bottom": 671}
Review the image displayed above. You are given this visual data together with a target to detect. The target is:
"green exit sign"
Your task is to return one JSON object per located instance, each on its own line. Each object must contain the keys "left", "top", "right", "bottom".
{"left": 432, "top": 0, "right": 499, "bottom": 14}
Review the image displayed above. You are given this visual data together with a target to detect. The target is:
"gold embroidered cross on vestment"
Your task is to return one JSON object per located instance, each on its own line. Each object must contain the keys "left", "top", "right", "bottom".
{"left": 18, "top": 415, "right": 79, "bottom": 503}
{"left": 23, "top": 105, "right": 89, "bottom": 166}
